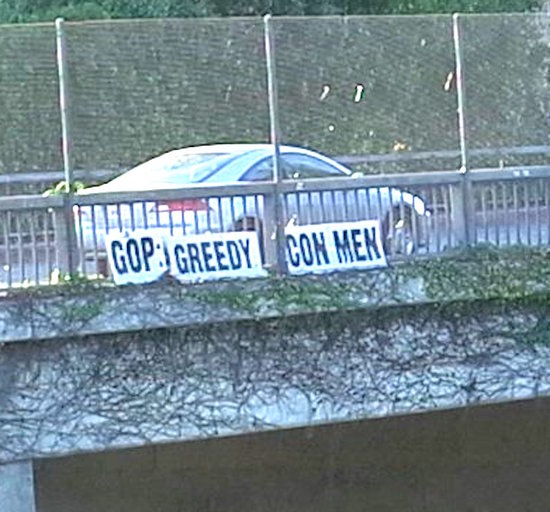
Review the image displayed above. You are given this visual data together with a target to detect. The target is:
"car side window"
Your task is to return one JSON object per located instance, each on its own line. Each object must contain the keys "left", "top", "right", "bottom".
{"left": 282, "top": 154, "right": 345, "bottom": 179}
{"left": 241, "top": 153, "right": 346, "bottom": 182}
{"left": 241, "top": 157, "right": 274, "bottom": 181}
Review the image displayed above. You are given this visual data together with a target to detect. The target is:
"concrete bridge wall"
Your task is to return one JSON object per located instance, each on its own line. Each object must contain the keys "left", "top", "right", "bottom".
{"left": 2, "top": 296, "right": 550, "bottom": 463}
{"left": 3, "top": 251, "right": 550, "bottom": 511}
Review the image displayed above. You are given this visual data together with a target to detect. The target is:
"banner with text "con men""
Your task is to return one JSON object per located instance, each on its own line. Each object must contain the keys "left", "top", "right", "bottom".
{"left": 105, "top": 219, "right": 387, "bottom": 285}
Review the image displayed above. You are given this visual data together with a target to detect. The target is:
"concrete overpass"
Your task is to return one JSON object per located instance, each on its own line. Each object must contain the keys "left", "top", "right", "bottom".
{"left": 2, "top": 247, "right": 550, "bottom": 511}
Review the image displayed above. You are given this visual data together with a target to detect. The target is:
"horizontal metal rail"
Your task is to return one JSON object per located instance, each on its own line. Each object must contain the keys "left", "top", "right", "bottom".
{"left": 0, "top": 195, "right": 64, "bottom": 211}
{"left": 336, "top": 145, "right": 550, "bottom": 166}
{"left": 2, "top": 145, "right": 549, "bottom": 188}
{"left": 2, "top": 165, "right": 549, "bottom": 214}
{"left": 468, "top": 165, "right": 550, "bottom": 182}
{"left": 279, "top": 170, "right": 462, "bottom": 193}
{"left": 4, "top": 166, "right": 546, "bottom": 210}
{"left": 74, "top": 166, "right": 547, "bottom": 205}
{"left": 74, "top": 182, "right": 277, "bottom": 206}
{"left": 0, "top": 169, "right": 118, "bottom": 185}
{"left": 70, "top": 171, "right": 462, "bottom": 207}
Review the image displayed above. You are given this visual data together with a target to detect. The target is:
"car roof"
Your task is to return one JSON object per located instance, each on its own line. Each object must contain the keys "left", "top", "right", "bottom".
{"left": 158, "top": 143, "right": 321, "bottom": 158}
{"left": 81, "top": 144, "right": 352, "bottom": 194}
{"left": 158, "top": 144, "right": 352, "bottom": 180}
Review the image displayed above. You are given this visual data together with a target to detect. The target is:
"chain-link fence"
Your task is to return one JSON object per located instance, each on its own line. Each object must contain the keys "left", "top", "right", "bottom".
{"left": 0, "top": 23, "right": 62, "bottom": 175}
{"left": 65, "top": 18, "right": 270, "bottom": 173}
{"left": 2, "top": 14, "right": 550, "bottom": 288}
{"left": 273, "top": 15, "right": 459, "bottom": 173}
{"left": 461, "top": 14, "right": 550, "bottom": 169}
{"left": 1, "top": 13, "right": 549, "bottom": 185}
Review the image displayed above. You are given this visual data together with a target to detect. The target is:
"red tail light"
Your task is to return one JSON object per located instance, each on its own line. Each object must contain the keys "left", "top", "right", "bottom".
{"left": 159, "top": 199, "right": 210, "bottom": 212}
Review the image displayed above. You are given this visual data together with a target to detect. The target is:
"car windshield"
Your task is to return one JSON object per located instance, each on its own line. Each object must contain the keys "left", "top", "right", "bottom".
{"left": 106, "top": 152, "right": 233, "bottom": 189}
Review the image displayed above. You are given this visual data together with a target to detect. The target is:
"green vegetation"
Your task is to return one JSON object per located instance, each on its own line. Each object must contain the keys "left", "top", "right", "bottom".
{"left": 7, "top": 246, "right": 550, "bottom": 344}
{"left": 0, "top": 1, "right": 546, "bottom": 173}
{"left": 42, "top": 179, "right": 86, "bottom": 196}
{"left": 172, "top": 245, "right": 550, "bottom": 315}
{"left": 403, "top": 245, "right": 550, "bottom": 301}
{"left": 0, "top": 0, "right": 543, "bottom": 23}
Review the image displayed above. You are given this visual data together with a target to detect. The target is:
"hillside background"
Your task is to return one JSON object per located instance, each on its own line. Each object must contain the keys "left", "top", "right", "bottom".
{"left": 0, "top": 0, "right": 544, "bottom": 23}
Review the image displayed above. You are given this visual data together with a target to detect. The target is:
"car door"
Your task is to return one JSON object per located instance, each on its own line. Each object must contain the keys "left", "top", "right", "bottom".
{"left": 279, "top": 153, "right": 352, "bottom": 225}
{"left": 241, "top": 151, "right": 394, "bottom": 228}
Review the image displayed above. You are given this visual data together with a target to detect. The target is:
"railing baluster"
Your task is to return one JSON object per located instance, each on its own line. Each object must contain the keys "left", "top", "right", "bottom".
{"left": 1, "top": 168, "right": 550, "bottom": 287}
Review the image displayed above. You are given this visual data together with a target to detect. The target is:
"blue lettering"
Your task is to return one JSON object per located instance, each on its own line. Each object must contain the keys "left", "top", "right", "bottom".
{"left": 299, "top": 233, "right": 314, "bottom": 266}
{"left": 140, "top": 237, "right": 155, "bottom": 271}
{"left": 126, "top": 239, "right": 142, "bottom": 273}
{"left": 213, "top": 241, "right": 229, "bottom": 271}
{"left": 238, "top": 239, "right": 252, "bottom": 268}
{"left": 351, "top": 229, "right": 366, "bottom": 262}
{"left": 226, "top": 241, "right": 242, "bottom": 269}
{"left": 174, "top": 244, "right": 188, "bottom": 274}
{"left": 333, "top": 230, "right": 353, "bottom": 264}
{"left": 201, "top": 241, "right": 215, "bottom": 272}
{"left": 187, "top": 243, "right": 203, "bottom": 273}
{"left": 364, "top": 227, "right": 381, "bottom": 260}
{"left": 312, "top": 232, "right": 329, "bottom": 265}
{"left": 286, "top": 234, "right": 300, "bottom": 267}
{"left": 111, "top": 240, "right": 128, "bottom": 274}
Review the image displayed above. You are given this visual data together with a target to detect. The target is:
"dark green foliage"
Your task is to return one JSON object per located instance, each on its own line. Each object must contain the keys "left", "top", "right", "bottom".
{"left": 0, "top": 0, "right": 546, "bottom": 173}
{"left": 0, "top": 24, "right": 62, "bottom": 172}
{"left": 0, "top": 0, "right": 543, "bottom": 23}
{"left": 273, "top": 16, "right": 458, "bottom": 156}
{"left": 64, "top": 19, "right": 270, "bottom": 169}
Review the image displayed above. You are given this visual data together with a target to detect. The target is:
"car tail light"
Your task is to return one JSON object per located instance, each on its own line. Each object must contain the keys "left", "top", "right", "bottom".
{"left": 158, "top": 199, "right": 210, "bottom": 212}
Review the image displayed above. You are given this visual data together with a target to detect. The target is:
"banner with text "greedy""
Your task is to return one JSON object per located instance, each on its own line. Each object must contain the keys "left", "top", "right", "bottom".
{"left": 165, "top": 231, "right": 266, "bottom": 283}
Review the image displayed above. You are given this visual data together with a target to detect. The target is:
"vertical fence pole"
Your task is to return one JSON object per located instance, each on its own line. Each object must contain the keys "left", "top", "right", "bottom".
{"left": 56, "top": 17, "right": 73, "bottom": 191}
{"left": 452, "top": 13, "right": 475, "bottom": 246}
{"left": 55, "top": 17, "right": 77, "bottom": 275}
{"left": 263, "top": 14, "right": 287, "bottom": 274}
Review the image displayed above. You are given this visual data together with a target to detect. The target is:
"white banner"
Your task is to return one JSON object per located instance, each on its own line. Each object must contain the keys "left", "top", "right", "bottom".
{"left": 105, "top": 221, "right": 385, "bottom": 285}
{"left": 105, "top": 230, "right": 168, "bottom": 285}
{"left": 285, "top": 220, "right": 387, "bottom": 275}
{"left": 165, "top": 231, "right": 267, "bottom": 283}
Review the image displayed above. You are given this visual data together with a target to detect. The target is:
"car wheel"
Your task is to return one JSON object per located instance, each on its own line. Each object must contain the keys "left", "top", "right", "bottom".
{"left": 232, "top": 216, "right": 264, "bottom": 259}
{"left": 383, "top": 206, "right": 416, "bottom": 256}
{"left": 232, "top": 216, "right": 262, "bottom": 233}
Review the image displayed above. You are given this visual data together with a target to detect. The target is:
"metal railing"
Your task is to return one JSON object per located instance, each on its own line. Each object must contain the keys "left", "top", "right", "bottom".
{"left": 1, "top": 13, "right": 550, "bottom": 288}
{"left": 2, "top": 164, "right": 550, "bottom": 288}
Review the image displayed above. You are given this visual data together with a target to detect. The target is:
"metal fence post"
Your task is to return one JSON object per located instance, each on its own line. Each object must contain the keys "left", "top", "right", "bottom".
{"left": 452, "top": 13, "right": 475, "bottom": 246}
{"left": 52, "top": 197, "right": 75, "bottom": 276}
{"left": 55, "top": 17, "right": 77, "bottom": 274}
{"left": 262, "top": 190, "right": 278, "bottom": 268}
{"left": 263, "top": 14, "right": 287, "bottom": 274}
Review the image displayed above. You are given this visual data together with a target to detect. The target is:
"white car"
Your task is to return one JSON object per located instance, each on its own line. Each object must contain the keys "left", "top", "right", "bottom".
{"left": 75, "top": 144, "right": 430, "bottom": 259}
